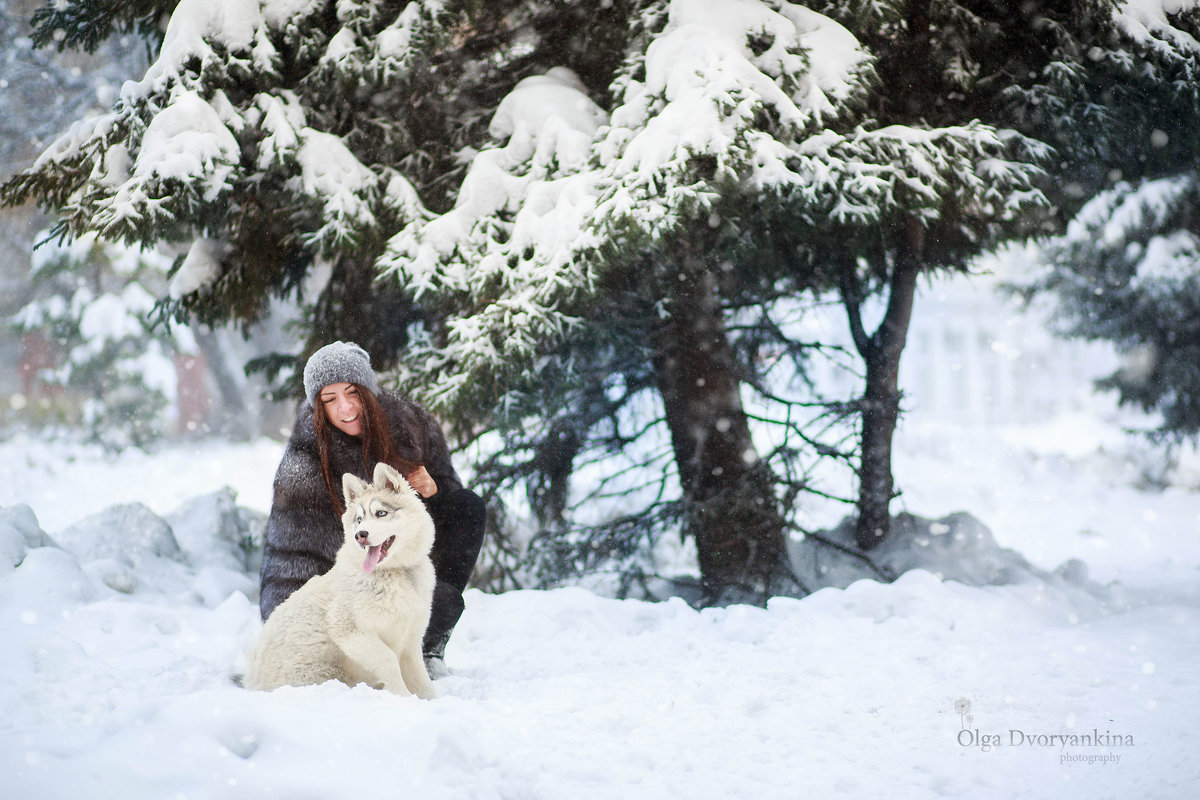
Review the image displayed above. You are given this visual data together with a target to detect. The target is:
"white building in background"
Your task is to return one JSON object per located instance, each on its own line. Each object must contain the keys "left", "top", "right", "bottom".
{"left": 898, "top": 272, "right": 1119, "bottom": 425}
{"left": 798, "top": 254, "right": 1122, "bottom": 427}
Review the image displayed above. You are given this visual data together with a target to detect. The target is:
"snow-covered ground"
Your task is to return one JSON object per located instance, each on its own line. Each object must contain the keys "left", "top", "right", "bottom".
{"left": 1, "top": 412, "right": 1198, "bottom": 799}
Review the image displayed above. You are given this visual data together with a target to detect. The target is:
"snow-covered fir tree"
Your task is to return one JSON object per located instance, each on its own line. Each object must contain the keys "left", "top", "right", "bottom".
{"left": 12, "top": 232, "right": 192, "bottom": 449}
{"left": 388, "top": 0, "right": 1197, "bottom": 572}
{"left": 1, "top": 0, "right": 150, "bottom": 328}
{"left": 787, "top": 0, "right": 1199, "bottom": 549}
{"left": 4, "top": 0, "right": 453, "bottom": 377}
{"left": 1031, "top": 175, "right": 1200, "bottom": 440}
{"left": 4, "top": 0, "right": 1198, "bottom": 598}
{"left": 1017, "top": 1, "right": 1200, "bottom": 442}
{"left": 383, "top": 0, "right": 1063, "bottom": 577}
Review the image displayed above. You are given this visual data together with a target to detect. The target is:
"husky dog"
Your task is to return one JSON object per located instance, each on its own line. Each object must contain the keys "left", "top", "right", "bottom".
{"left": 245, "top": 462, "right": 437, "bottom": 698}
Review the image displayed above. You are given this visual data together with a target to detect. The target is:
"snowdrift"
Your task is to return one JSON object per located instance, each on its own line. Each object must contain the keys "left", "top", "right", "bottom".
{"left": 2, "top": 479, "right": 1197, "bottom": 799}
{"left": 790, "top": 510, "right": 1133, "bottom": 619}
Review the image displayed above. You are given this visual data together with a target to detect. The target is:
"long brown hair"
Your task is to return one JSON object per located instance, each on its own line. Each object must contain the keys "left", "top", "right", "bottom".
{"left": 313, "top": 383, "right": 419, "bottom": 515}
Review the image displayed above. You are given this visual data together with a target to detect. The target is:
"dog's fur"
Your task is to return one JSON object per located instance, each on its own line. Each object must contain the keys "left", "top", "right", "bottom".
{"left": 244, "top": 462, "right": 437, "bottom": 698}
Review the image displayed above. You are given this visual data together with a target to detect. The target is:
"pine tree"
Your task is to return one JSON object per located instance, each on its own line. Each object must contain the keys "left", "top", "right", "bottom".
{"left": 1028, "top": 174, "right": 1200, "bottom": 439}
{"left": 4, "top": 0, "right": 641, "bottom": 384}
{"left": 1015, "top": 2, "right": 1200, "bottom": 441}
{"left": 390, "top": 0, "right": 1198, "bottom": 571}
{"left": 800, "top": 0, "right": 1200, "bottom": 548}
{"left": 3, "top": 0, "right": 465, "bottom": 381}
{"left": 11, "top": 232, "right": 189, "bottom": 449}
{"left": 8, "top": 0, "right": 1196, "bottom": 597}
{"left": 384, "top": 0, "right": 1051, "bottom": 590}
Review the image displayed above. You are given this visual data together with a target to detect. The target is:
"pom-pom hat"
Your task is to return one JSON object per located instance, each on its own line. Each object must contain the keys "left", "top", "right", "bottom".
{"left": 303, "top": 341, "right": 380, "bottom": 405}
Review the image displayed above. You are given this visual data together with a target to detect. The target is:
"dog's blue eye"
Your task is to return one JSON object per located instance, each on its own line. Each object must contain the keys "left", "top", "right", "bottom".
{"left": 374, "top": 509, "right": 387, "bottom": 517}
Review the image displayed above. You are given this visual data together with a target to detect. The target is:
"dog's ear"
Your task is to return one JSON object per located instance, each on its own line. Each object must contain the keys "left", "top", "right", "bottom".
{"left": 373, "top": 461, "right": 408, "bottom": 493}
{"left": 342, "top": 472, "right": 370, "bottom": 505}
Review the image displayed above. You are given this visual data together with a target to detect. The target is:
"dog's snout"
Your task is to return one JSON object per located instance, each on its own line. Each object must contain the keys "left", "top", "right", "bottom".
{"left": 355, "top": 530, "right": 369, "bottom": 545}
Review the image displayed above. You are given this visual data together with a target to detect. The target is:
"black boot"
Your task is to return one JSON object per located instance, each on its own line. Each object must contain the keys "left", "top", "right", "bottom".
{"left": 422, "top": 488, "right": 486, "bottom": 674}
{"left": 423, "top": 580, "right": 464, "bottom": 677}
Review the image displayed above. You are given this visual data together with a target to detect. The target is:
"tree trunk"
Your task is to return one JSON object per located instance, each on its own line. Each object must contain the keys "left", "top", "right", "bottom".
{"left": 842, "top": 218, "right": 923, "bottom": 551}
{"left": 652, "top": 246, "right": 788, "bottom": 601}
{"left": 193, "top": 327, "right": 255, "bottom": 440}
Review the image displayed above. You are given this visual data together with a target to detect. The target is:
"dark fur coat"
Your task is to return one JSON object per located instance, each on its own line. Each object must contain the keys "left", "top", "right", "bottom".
{"left": 258, "top": 391, "right": 462, "bottom": 620}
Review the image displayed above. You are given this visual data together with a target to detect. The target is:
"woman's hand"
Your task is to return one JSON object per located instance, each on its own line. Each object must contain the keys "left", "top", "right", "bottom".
{"left": 406, "top": 465, "right": 438, "bottom": 498}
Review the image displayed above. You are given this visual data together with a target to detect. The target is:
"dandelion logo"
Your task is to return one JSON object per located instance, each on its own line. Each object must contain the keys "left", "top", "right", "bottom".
{"left": 955, "top": 697, "right": 1000, "bottom": 751}
{"left": 955, "top": 698, "right": 973, "bottom": 730}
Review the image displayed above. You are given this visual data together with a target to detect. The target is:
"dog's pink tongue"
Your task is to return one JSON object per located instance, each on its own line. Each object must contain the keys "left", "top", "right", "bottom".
{"left": 363, "top": 544, "right": 384, "bottom": 573}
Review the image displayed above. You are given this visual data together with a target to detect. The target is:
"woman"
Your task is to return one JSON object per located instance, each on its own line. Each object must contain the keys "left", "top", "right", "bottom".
{"left": 259, "top": 341, "right": 486, "bottom": 669}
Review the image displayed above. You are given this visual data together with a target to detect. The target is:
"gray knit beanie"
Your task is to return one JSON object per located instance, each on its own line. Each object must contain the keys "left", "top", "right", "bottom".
{"left": 303, "top": 341, "right": 380, "bottom": 405}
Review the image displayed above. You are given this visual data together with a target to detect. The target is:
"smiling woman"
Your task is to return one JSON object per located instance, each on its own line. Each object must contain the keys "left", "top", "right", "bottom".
{"left": 320, "top": 383, "right": 364, "bottom": 437}
{"left": 259, "top": 342, "right": 487, "bottom": 668}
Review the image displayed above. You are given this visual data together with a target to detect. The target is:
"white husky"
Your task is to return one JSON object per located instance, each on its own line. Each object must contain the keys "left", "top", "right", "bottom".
{"left": 245, "top": 462, "right": 437, "bottom": 698}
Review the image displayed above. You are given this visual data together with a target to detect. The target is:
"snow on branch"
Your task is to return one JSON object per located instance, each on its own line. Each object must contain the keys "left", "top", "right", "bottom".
{"left": 320, "top": 0, "right": 449, "bottom": 82}
{"left": 791, "top": 123, "right": 1047, "bottom": 226}
{"left": 385, "top": 66, "right": 607, "bottom": 409}
{"left": 32, "top": 112, "right": 120, "bottom": 173}
{"left": 289, "top": 128, "right": 383, "bottom": 247}
{"left": 1116, "top": 0, "right": 1200, "bottom": 57}
{"left": 595, "top": 0, "right": 870, "bottom": 223}
{"left": 385, "top": 0, "right": 874, "bottom": 414}
{"left": 169, "top": 236, "right": 231, "bottom": 299}
{"left": 127, "top": 0, "right": 326, "bottom": 101}
{"left": 134, "top": 90, "right": 240, "bottom": 193}
{"left": 1060, "top": 175, "right": 1200, "bottom": 293}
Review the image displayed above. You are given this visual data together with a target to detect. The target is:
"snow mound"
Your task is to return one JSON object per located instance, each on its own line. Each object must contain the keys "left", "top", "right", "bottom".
{"left": 0, "top": 504, "right": 58, "bottom": 571}
{"left": 791, "top": 511, "right": 1130, "bottom": 614}
{"left": 10, "top": 488, "right": 264, "bottom": 605}
{"left": 54, "top": 502, "right": 184, "bottom": 567}
{"left": 165, "top": 487, "right": 266, "bottom": 574}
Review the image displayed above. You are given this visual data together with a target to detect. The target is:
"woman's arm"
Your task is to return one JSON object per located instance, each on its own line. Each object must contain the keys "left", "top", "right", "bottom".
{"left": 258, "top": 444, "right": 342, "bottom": 620}
{"left": 413, "top": 403, "right": 463, "bottom": 498}
{"left": 386, "top": 395, "right": 463, "bottom": 499}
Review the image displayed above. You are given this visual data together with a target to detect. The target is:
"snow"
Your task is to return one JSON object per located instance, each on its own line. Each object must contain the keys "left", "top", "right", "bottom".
{"left": 170, "top": 237, "right": 230, "bottom": 299}
{"left": 783, "top": 4, "right": 869, "bottom": 105}
{"left": 364, "top": 1, "right": 445, "bottom": 78}
{"left": 31, "top": 111, "right": 118, "bottom": 172}
{"left": 1134, "top": 229, "right": 1199, "bottom": 290}
{"left": 1062, "top": 176, "right": 1200, "bottom": 291}
{"left": 29, "top": 230, "right": 100, "bottom": 276}
{"left": 489, "top": 68, "right": 606, "bottom": 168}
{"left": 1117, "top": 0, "right": 1200, "bottom": 54}
{"left": 75, "top": 284, "right": 156, "bottom": 356}
{"left": 247, "top": 91, "right": 304, "bottom": 169}
{"left": 289, "top": 128, "right": 384, "bottom": 244}
{"left": 604, "top": 0, "right": 846, "bottom": 188}
{"left": 135, "top": 90, "right": 240, "bottom": 196}
{"left": 394, "top": 66, "right": 605, "bottom": 287}
{"left": 1, "top": 410, "right": 1198, "bottom": 799}
{"left": 0, "top": 436, "right": 282, "bottom": 533}
{"left": 128, "top": 0, "right": 322, "bottom": 99}
{"left": 4, "top": 0, "right": 1199, "bottom": 794}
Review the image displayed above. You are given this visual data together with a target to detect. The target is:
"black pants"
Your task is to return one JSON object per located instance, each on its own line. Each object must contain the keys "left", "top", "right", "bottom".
{"left": 422, "top": 487, "right": 487, "bottom": 656}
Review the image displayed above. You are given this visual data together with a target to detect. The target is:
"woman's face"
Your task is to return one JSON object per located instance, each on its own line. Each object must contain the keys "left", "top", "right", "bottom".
{"left": 320, "top": 382, "right": 365, "bottom": 437}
